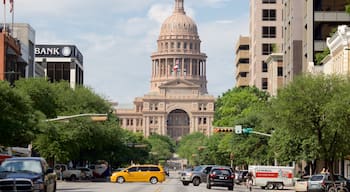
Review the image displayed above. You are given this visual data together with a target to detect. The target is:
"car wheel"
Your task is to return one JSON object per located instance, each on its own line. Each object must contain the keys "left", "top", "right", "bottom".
{"left": 228, "top": 186, "right": 234, "bottom": 190}
{"left": 117, "top": 176, "right": 125, "bottom": 184}
{"left": 150, "top": 177, "right": 158, "bottom": 184}
{"left": 206, "top": 183, "right": 211, "bottom": 189}
{"left": 276, "top": 183, "right": 284, "bottom": 190}
{"left": 182, "top": 181, "right": 190, "bottom": 186}
{"left": 266, "top": 183, "right": 275, "bottom": 190}
{"left": 70, "top": 175, "right": 77, "bottom": 181}
{"left": 192, "top": 177, "right": 200, "bottom": 186}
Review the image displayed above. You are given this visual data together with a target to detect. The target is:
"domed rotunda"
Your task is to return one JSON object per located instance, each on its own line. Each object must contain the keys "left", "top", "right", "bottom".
{"left": 116, "top": 0, "right": 215, "bottom": 140}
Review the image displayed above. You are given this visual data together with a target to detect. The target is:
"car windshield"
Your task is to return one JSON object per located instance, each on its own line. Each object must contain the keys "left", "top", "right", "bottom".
{"left": 310, "top": 175, "right": 324, "bottom": 181}
{"left": 0, "top": 160, "right": 42, "bottom": 174}
{"left": 193, "top": 166, "right": 203, "bottom": 172}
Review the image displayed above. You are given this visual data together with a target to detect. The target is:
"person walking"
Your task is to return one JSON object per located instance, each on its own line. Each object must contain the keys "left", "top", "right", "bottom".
{"left": 246, "top": 171, "right": 254, "bottom": 192}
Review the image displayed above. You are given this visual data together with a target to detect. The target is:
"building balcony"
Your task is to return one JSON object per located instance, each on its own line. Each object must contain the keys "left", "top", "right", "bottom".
{"left": 236, "top": 77, "right": 249, "bottom": 87}
{"left": 314, "top": 11, "right": 350, "bottom": 22}
{"left": 235, "top": 50, "right": 249, "bottom": 62}
{"left": 236, "top": 63, "right": 249, "bottom": 74}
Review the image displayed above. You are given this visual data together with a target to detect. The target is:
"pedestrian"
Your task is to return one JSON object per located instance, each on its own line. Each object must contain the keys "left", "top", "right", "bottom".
{"left": 246, "top": 171, "right": 254, "bottom": 192}
{"left": 321, "top": 168, "right": 326, "bottom": 174}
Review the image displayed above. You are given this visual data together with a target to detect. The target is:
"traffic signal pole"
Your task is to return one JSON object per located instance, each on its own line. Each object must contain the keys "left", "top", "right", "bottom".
{"left": 250, "top": 131, "right": 272, "bottom": 137}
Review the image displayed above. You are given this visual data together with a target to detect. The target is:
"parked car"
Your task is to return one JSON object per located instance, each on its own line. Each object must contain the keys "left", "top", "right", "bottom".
{"left": 235, "top": 170, "right": 248, "bottom": 184}
{"left": 295, "top": 177, "right": 309, "bottom": 192}
{"left": 76, "top": 167, "right": 93, "bottom": 180}
{"left": 110, "top": 164, "right": 166, "bottom": 184}
{"left": 0, "top": 157, "right": 57, "bottom": 192}
{"left": 307, "top": 174, "right": 350, "bottom": 192}
{"left": 206, "top": 166, "right": 235, "bottom": 190}
{"left": 180, "top": 165, "right": 215, "bottom": 186}
{"left": 54, "top": 164, "right": 82, "bottom": 181}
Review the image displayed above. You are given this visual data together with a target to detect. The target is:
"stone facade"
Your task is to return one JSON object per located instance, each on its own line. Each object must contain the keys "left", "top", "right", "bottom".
{"left": 115, "top": 0, "right": 215, "bottom": 139}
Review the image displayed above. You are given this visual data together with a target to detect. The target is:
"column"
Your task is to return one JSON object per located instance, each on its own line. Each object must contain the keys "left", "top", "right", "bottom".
{"left": 190, "top": 59, "right": 193, "bottom": 77}
{"left": 181, "top": 57, "right": 184, "bottom": 76}
{"left": 145, "top": 116, "right": 150, "bottom": 137}
{"left": 70, "top": 61, "right": 76, "bottom": 89}
{"left": 165, "top": 58, "right": 169, "bottom": 77}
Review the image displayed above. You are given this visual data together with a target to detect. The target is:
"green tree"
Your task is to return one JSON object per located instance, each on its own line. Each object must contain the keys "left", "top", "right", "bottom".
{"left": 266, "top": 74, "right": 350, "bottom": 173}
{"left": 148, "top": 134, "right": 174, "bottom": 164}
{"left": 213, "top": 87, "right": 271, "bottom": 167}
{"left": 176, "top": 132, "right": 208, "bottom": 166}
{"left": 15, "top": 78, "right": 59, "bottom": 118}
{"left": 0, "top": 81, "right": 42, "bottom": 146}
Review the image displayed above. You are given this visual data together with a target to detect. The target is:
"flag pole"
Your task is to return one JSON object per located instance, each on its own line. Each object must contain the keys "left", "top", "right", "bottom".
{"left": 2, "top": 0, "right": 6, "bottom": 33}
{"left": 10, "top": 0, "right": 13, "bottom": 34}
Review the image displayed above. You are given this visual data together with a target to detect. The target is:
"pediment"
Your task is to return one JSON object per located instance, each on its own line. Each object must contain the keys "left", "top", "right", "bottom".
{"left": 159, "top": 79, "right": 200, "bottom": 89}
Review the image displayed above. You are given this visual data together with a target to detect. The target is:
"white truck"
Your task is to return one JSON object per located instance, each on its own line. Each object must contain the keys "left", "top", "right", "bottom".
{"left": 248, "top": 165, "right": 294, "bottom": 190}
{"left": 54, "top": 164, "right": 82, "bottom": 181}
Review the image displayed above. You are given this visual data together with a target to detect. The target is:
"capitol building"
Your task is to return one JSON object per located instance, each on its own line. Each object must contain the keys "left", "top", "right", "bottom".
{"left": 115, "top": 0, "right": 215, "bottom": 140}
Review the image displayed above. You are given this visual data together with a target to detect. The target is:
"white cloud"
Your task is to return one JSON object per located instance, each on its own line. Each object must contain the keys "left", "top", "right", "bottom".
{"left": 148, "top": 4, "right": 173, "bottom": 23}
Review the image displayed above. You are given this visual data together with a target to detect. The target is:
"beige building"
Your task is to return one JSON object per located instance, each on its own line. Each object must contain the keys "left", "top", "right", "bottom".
{"left": 265, "top": 53, "right": 283, "bottom": 96}
{"left": 282, "top": 0, "right": 304, "bottom": 84}
{"left": 115, "top": 0, "right": 215, "bottom": 139}
{"left": 235, "top": 36, "right": 250, "bottom": 88}
{"left": 313, "top": 25, "right": 350, "bottom": 75}
{"left": 303, "top": 0, "right": 350, "bottom": 72}
{"left": 249, "top": 0, "right": 283, "bottom": 91}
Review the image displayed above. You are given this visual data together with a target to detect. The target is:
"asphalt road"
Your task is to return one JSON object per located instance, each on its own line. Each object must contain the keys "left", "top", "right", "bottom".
{"left": 57, "top": 173, "right": 296, "bottom": 192}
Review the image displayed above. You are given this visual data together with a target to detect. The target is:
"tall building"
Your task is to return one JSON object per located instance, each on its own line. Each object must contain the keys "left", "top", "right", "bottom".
{"left": 34, "top": 44, "right": 84, "bottom": 89}
{"left": 249, "top": 0, "right": 283, "bottom": 91}
{"left": 235, "top": 36, "right": 250, "bottom": 88}
{"left": 10, "top": 23, "right": 41, "bottom": 78}
{"left": 115, "top": 0, "right": 215, "bottom": 139}
{"left": 0, "top": 29, "right": 24, "bottom": 84}
{"left": 282, "top": 0, "right": 304, "bottom": 84}
{"left": 303, "top": 0, "right": 350, "bottom": 71}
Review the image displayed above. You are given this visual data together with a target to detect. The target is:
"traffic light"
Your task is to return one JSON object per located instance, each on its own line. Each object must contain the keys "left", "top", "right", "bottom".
{"left": 214, "top": 127, "right": 234, "bottom": 133}
{"left": 242, "top": 128, "right": 253, "bottom": 134}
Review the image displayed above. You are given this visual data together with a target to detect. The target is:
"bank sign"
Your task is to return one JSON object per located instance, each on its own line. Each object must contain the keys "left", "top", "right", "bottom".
{"left": 35, "top": 45, "right": 83, "bottom": 64}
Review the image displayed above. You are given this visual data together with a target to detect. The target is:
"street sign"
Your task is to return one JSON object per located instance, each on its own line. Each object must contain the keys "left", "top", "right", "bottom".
{"left": 235, "top": 125, "right": 242, "bottom": 134}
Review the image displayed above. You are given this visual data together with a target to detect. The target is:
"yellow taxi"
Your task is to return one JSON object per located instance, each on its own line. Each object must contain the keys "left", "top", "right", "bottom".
{"left": 110, "top": 164, "right": 166, "bottom": 184}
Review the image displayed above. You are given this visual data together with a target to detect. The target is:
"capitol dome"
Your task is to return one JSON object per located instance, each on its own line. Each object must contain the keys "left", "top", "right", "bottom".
{"left": 160, "top": 0, "right": 198, "bottom": 36}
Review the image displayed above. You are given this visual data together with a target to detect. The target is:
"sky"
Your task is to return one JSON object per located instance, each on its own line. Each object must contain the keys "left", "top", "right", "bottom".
{"left": 6, "top": 0, "right": 249, "bottom": 105}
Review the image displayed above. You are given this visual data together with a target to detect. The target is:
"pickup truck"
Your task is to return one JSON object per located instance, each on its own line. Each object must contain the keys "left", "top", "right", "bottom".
{"left": 0, "top": 157, "right": 57, "bottom": 192}
{"left": 180, "top": 165, "right": 215, "bottom": 186}
{"left": 54, "top": 164, "right": 82, "bottom": 181}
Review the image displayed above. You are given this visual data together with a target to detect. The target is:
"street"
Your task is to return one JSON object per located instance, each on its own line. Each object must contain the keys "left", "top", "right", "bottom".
{"left": 57, "top": 173, "right": 296, "bottom": 192}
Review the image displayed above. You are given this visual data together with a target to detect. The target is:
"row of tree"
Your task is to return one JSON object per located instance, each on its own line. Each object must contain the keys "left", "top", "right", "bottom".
{"left": 177, "top": 74, "right": 350, "bottom": 174}
{"left": 0, "top": 78, "right": 175, "bottom": 167}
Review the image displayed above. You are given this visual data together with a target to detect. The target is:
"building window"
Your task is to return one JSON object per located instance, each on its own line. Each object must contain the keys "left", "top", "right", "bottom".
{"left": 262, "top": 26, "right": 276, "bottom": 38}
{"left": 278, "top": 67, "right": 283, "bottom": 76}
{"left": 190, "top": 43, "right": 193, "bottom": 49}
{"left": 203, "top": 117, "right": 207, "bottom": 124}
{"left": 262, "top": 44, "right": 274, "bottom": 55}
{"left": 262, "top": 78, "right": 268, "bottom": 90}
{"left": 262, "top": 61, "right": 268, "bottom": 72}
{"left": 262, "top": 9, "right": 276, "bottom": 21}
{"left": 177, "top": 42, "right": 181, "bottom": 49}
{"left": 184, "top": 42, "right": 187, "bottom": 49}
{"left": 171, "top": 42, "right": 174, "bottom": 48}
{"left": 262, "top": 0, "right": 276, "bottom": 3}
